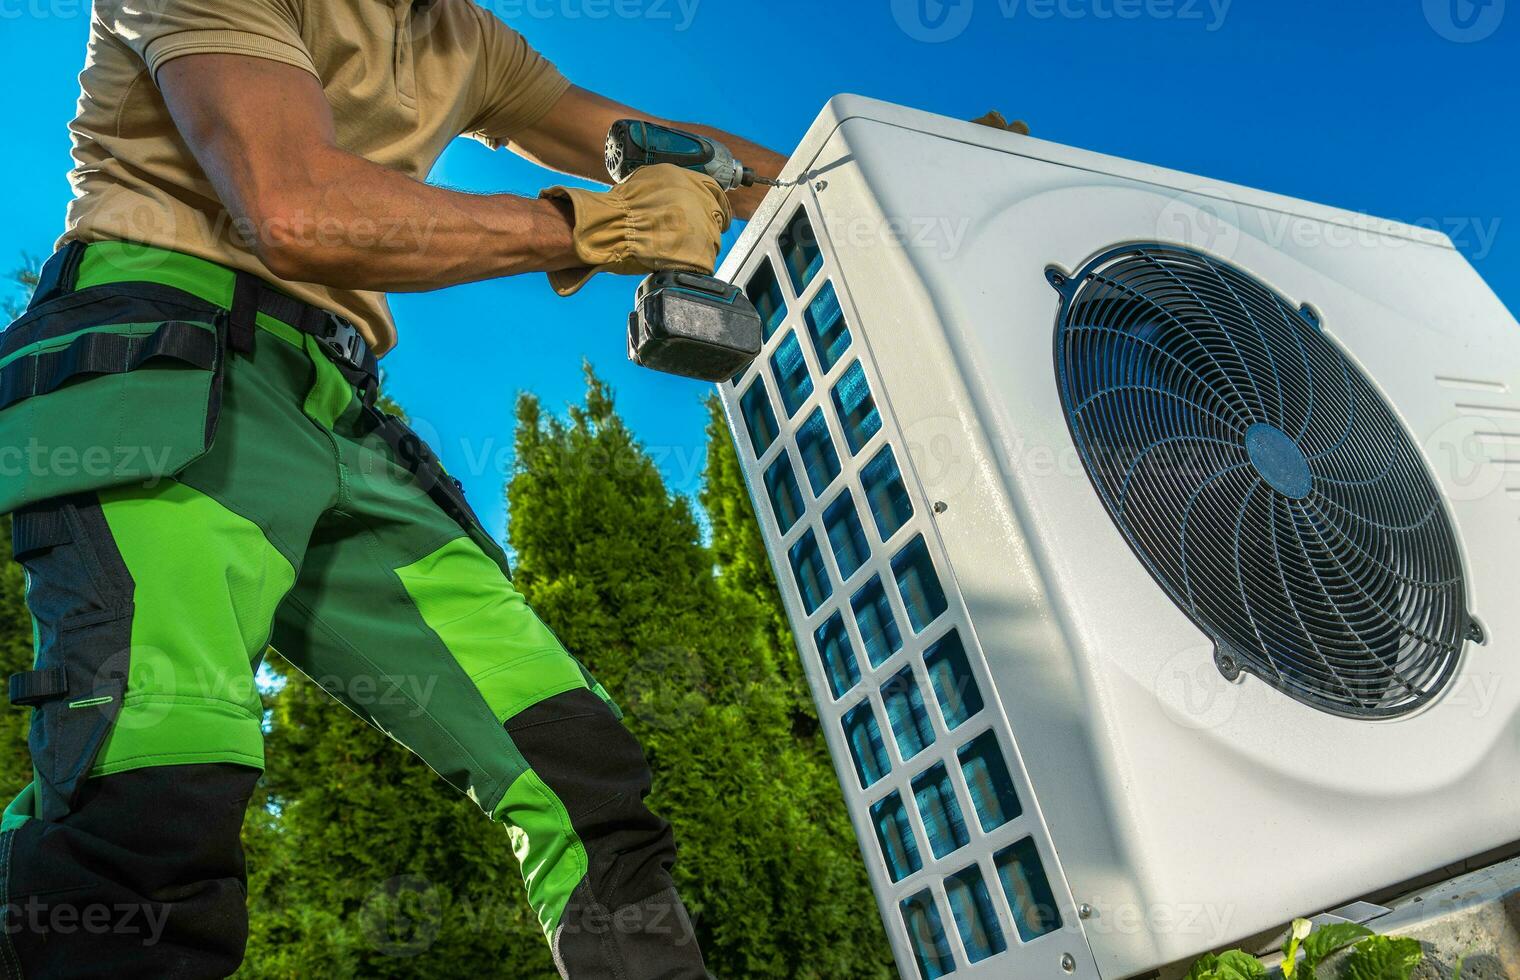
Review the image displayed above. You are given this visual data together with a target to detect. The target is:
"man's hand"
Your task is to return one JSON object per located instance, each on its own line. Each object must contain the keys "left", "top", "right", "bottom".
{"left": 971, "top": 110, "right": 1031, "bottom": 135}
{"left": 158, "top": 54, "right": 584, "bottom": 292}
{"left": 540, "top": 164, "right": 732, "bottom": 296}
{"left": 511, "top": 86, "right": 787, "bottom": 222}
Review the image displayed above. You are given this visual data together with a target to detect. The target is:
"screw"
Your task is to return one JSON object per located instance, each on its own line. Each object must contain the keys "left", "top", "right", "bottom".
{"left": 814, "top": 180, "right": 828, "bottom": 192}
{"left": 1468, "top": 619, "right": 1486, "bottom": 644}
{"left": 1078, "top": 903, "right": 1093, "bottom": 920}
{"left": 1061, "top": 953, "right": 1077, "bottom": 974}
{"left": 933, "top": 501, "right": 949, "bottom": 514}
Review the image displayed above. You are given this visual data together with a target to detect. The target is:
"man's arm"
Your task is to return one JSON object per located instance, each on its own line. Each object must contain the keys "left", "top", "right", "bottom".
{"left": 158, "top": 54, "right": 584, "bottom": 292}
{"left": 507, "top": 86, "right": 788, "bottom": 221}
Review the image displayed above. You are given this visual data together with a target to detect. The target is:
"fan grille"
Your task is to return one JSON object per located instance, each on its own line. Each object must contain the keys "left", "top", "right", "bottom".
{"left": 1052, "top": 244, "right": 1470, "bottom": 718}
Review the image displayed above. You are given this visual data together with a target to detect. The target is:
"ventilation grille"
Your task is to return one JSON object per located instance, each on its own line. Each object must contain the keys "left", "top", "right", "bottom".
{"left": 1052, "top": 244, "right": 1471, "bottom": 719}
{"left": 727, "top": 204, "right": 1081, "bottom": 979}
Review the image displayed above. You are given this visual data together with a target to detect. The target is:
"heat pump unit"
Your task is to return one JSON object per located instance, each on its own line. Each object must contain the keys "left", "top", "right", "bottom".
{"left": 716, "top": 96, "right": 1520, "bottom": 979}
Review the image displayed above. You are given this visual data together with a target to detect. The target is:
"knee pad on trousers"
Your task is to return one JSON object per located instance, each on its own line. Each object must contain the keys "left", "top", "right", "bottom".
{"left": 505, "top": 688, "right": 677, "bottom": 913}
{"left": 3, "top": 763, "right": 259, "bottom": 979}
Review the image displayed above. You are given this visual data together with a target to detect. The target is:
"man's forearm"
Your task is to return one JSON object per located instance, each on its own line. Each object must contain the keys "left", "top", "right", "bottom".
{"left": 238, "top": 143, "right": 578, "bottom": 293}
{"left": 158, "top": 54, "right": 584, "bottom": 295}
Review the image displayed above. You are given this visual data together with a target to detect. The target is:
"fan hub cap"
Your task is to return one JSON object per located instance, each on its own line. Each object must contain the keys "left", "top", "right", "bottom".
{"left": 1244, "top": 423, "right": 1313, "bottom": 500}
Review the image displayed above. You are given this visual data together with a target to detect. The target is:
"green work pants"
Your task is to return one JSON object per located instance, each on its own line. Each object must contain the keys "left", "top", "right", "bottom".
{"left": 0, "top": 242, "right": 707, "bottom": 979}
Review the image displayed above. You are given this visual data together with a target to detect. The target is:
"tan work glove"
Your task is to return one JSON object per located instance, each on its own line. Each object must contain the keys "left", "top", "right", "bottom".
{"left": 540, "top": 164, "right": 733, "bottom": 297}
{"left": 971, "top": 110, "right": 1031, "bottom": 135}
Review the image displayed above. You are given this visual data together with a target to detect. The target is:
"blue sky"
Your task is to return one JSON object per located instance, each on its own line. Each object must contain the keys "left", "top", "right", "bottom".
{"left": 4, "top": 0, "right": 1516, "bottom": 540}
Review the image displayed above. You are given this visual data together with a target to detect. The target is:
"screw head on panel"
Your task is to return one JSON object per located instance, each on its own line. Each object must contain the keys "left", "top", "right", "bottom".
{"left": 1077, "top": 903, "right": 1094, "bottom": 920}
{"left": 933, "top": 500, "right": 949, "bottom": 514}
{"left": 1214, "top": 644, "right": 1243, "bottom": 682}
{"left": 814, "top": 180, "right": 829, "bottom": 192}
{"left": 1061, "top": 952, "right": 1077, "bottom": 974}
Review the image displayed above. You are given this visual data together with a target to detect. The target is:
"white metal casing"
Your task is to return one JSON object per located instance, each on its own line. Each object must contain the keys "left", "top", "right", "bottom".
{"left": 716, "top": 95, "right": 1520, "bottom": 979}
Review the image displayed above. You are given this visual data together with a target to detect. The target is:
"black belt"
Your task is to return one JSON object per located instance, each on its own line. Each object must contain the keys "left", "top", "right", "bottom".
{"left": 229, "top": 271, "right": 378, "bottom": 402}
{"left": 31, "top": 243, "right": 379, "bottom": 403}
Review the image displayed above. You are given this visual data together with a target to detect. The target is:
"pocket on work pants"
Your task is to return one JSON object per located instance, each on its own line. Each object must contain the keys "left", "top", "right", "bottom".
{"left": 0, "top": 280, "right": 229, "bottom": 515}
{"left": 364, "top": 407, "right": 514, "bottom": 578}
{"left": 8, "top": 497, "right": 136, "bottom": 822}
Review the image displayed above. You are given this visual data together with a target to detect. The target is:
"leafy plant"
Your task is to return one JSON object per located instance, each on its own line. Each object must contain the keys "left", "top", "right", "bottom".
{"left": 1187, "top": 949, "right": 1268, "bottom": 980}
{"left": 1188, "top": 918, "right": 1424, "bottom": 980}
{"left": 1342, "top": 937, "right": 1423, "bottom": 980}
{"left": 1283, "top": 919, "right": 1314, "bottom": 978}
{"left": 1297, "top": 921, "right": 1374, "bottom": 979}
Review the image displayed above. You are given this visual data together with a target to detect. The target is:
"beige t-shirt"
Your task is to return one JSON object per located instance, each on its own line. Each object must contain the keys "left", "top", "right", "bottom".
{"left": 64, "top": 0, "right": 572, "bottom": 354}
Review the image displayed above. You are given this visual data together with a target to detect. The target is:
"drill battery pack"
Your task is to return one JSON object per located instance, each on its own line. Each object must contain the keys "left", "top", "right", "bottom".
{"left": 627, "top": 271, "right": 763, "bottom": 383}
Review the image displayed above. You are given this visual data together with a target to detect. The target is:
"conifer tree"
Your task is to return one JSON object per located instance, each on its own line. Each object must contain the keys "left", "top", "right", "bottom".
{"left": 0, "top": 519, "right": 35, "bottom": 804}
{"left": 507, "top": 368, "right": 894, "bottom": 978}
{"left": 1, "top": 263, "right": 41, "bottom": 801}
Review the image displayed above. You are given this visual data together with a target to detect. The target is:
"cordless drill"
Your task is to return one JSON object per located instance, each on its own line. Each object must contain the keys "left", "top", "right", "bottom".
{"left": 608, "top": 120, "right": 777, "bottom": 383}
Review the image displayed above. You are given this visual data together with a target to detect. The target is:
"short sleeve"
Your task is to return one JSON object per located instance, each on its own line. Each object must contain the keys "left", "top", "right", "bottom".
{"left": 465, "top": 8, "right": 571, "bottom": 148}
{"left": 103, "top": 0, "right": 317, "bottom": 82}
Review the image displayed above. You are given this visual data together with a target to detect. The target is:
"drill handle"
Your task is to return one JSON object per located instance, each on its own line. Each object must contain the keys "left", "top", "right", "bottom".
{"left": 605, "top": 120, "right": 747, "bottom": 191}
